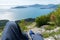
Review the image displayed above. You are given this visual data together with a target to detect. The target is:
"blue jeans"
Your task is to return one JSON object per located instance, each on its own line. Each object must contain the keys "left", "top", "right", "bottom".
{"left": 2, "top": 21, "right": 44, "bottom": 40}
{"left": 2, "top": 21, "right": 28, "bottom": 40}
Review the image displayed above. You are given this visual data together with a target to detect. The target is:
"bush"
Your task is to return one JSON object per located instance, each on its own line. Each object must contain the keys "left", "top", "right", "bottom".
{"left": 18, "top": 20, "right": 28, "bottom": 31}
{"left": 35, "top": 15, "right": 50, "bottom": 27}
{"left": 50, "top": 8, "right": 60, "bottom": 26}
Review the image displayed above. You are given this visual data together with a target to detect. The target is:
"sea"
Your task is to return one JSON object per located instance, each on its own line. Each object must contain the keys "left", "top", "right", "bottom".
{"left": 0, "top": 7, "right": 55, "bottom": 21}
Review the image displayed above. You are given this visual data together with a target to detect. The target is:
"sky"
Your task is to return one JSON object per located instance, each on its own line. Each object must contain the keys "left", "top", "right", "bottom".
{"left": 0, "top": 0, "right": 60, "bottom": 9}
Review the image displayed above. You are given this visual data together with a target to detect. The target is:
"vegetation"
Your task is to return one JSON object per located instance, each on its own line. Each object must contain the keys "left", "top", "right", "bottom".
{"left": 35, "top": 6, "right": 60, "bottom": 27}
{"left": 18, "top": 19, "right": 33, "bottom": 31}
{"left": 0, "top": 20, "right": 9, "bottom": 36}
{"left": 36, "top": 7, "right": 60, "bottom": 38}
{"left": 42, "top": 32, "right": 50, "bottom": 38}
{"left": 35, "top": 14, "right": 50, "bottom": 27}
{"left": 49, "top": 7, "right": 60, "bottom": 26}
{"left": 45, "top": 25, "right": 56, "bottom": 30}
{"left": 18, "top": 19, "right": 28, "bottom": 31}
{"left": 0, "top": 20, "right": 9, "bottom": 27}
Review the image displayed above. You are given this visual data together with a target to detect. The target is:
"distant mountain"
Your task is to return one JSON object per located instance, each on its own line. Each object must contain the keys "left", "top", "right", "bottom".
{"left": 29, "top": 4, "right": 42, "bottom": 7}
{"left": 12, "top": 6, "right": 27, "bottom": 9}
{"left": 12, "top": 4, "right": 57, "bottom": 9}
{"left": 29, "top": 4, "right": 57, "bottom": 9}
{"left": 44, "top": 4, "right": 57, "bottom": 9}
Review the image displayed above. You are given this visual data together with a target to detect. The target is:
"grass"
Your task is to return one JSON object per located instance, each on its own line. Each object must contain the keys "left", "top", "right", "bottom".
{"left": 20, "top": 26, "right": 28, "bottom": 32}
{"left": 0, "top": 27, "right": 4, "bottom": 36}
{"left": 45, "top": 25, "right": 56, "bottom": 30}
{"left": 0, "top": 32, "right": 2, "bottom": 37}
{"left": 42, "top": 32, "right": 50, "bottom": 38}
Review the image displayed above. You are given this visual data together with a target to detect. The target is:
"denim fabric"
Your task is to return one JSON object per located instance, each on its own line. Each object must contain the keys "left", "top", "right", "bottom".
{"left": 1, "top": 21, "right": 28, "bottom": 40}
{"left": 2, "top": 21, "right": 44, "bottom": 40}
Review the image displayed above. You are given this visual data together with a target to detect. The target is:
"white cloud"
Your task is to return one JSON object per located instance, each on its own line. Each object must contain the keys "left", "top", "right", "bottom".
{"left": 0, "top": 0, "right": 60, "bottom": 9}
{"left": 0, "top": 0, "right": 60, "bottom": 5}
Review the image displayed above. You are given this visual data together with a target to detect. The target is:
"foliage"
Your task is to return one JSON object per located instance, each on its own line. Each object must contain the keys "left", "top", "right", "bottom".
{"left": 45, "top": 25, "right": 56, "bottom": 30}
{"left": 50, "top": 7, "right": 60, "bottom": 26}
{"left": 0, "top": 20, "right": 9, "bottom": 27}
{"left": 18, "top": 19, "right": 28, "bottom": 31}
{"left": 35, "top": 14, "right": 50, "bottom": 27}
{"left": 0, "top": 20, "right": 9, "bottom": 36}
{"left": 42, "top": 32, "right": 50, "bottom": 38}
{"left": 35, "top": 7, "right": 60, "bottom": 27}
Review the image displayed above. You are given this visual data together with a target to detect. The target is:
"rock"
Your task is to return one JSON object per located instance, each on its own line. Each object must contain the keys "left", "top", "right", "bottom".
{"left": 54, "top": 35, "right": 60, "bottom": 40}
{"left": 31, "top": 27, "right": 45, "bottom": 34}
{"left": 44, "top": 35, "right": 60, "bottom": 40}
{"left": 44, "top": 36, "right": 55, "bottom": 40}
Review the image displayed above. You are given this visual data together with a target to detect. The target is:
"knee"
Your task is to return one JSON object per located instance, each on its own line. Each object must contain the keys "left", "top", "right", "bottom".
{"left": 6, "top": 21, "right": 16, "bottom": 26}
{"left": 5, "top": 21, "right": 17, "bottom": 29}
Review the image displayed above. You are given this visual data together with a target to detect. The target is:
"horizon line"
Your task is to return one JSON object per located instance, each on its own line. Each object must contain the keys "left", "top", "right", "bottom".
{"left": 0, "top": 3, "right": 59, "bottom": 6}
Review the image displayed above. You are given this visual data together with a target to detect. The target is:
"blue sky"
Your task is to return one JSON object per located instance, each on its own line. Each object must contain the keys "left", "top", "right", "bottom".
{"left": 0, "top": 0, "right": 60, "bottom": 9}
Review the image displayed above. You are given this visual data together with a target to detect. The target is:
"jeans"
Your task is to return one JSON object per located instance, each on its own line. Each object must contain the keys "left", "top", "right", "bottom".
{"left": 2, "top": 21, "right": 28, "bottom": 40}
{"left": 1, "top": 21, "right": 44, "bottom": 40}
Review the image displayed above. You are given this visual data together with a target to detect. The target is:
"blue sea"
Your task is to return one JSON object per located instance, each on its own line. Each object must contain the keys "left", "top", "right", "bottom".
{"left": 0, "top": 7, "right": 54, "bottom": 21}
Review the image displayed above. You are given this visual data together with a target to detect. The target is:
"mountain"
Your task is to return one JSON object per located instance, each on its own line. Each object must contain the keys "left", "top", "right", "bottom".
{"left": 44, "top": 4, "right": 57, "bottom": 9}
{"left": 29, "top": 4, "right": 42, "bottom": 7}
{"left": 12, "top": 4, "right": 57, "bottom": 9}
{"left": 12, "top": 6, "right": 27, "bottom": 9}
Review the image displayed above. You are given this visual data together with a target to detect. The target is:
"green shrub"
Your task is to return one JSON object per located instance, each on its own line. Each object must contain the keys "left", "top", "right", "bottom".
{"left": 50, "top": 8, "right": 60, "bottom": 26}
{"left": 18, "top": 20, "right": 28, "bottom": 31}
{"left": 35, "top": 15, "right": 50, "bottom": 27}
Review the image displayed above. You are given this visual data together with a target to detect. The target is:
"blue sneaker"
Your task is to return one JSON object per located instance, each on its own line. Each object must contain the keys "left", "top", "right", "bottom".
{"left": 29, "top": 30, "right": 35, "bottom": 37}
{"left": 29, "top": 30, "right": 44, "bottom": 40}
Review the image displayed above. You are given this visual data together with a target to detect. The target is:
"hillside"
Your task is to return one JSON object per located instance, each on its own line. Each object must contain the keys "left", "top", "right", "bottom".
{"left": 12, "top": 4, "right": 57, "bottom": 9}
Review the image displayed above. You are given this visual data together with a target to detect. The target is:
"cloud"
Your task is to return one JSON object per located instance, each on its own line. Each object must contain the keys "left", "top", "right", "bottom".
{"left": 0, "top": 0, "right": 60, "bottom": 5}
{"left": 0, "top": 0, "right": 60, "bottom": 9}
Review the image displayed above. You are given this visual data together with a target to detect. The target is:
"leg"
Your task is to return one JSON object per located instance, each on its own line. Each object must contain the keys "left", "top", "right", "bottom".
{"left": 1, "top": 21, "right": 28, "bottom": 40}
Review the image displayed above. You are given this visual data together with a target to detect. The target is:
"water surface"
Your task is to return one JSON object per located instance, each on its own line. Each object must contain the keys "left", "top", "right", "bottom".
{"left": 0, "top": 7, "right": 54, "bottom": 21}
